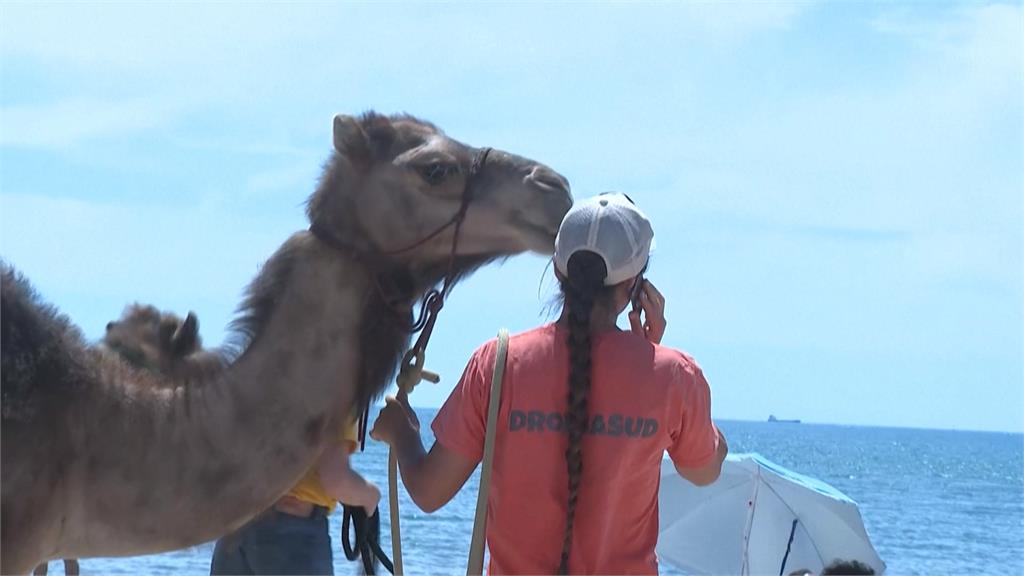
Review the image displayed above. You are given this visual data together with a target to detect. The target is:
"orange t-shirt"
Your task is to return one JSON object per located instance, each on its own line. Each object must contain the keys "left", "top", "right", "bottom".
{"left": 432, "top": 323, "right": 719, "bottom": 575}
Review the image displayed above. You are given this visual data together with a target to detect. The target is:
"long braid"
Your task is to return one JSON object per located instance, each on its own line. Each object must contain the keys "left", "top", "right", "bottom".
{"left": 557, "top": 251, "right": 607, "bottom": 574}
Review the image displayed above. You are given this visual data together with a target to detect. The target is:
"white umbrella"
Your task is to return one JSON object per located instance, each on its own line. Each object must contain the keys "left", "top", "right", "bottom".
{"left": 657, "top": 453, "right": 885, "bottom": 576}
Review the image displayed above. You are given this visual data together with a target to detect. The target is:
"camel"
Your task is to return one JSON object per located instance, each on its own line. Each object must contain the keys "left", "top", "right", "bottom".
{"left": 101, "top": 305, "right": 225, "bottom": 383}
{"left": 1, "top": 111, "right": 572, "bottom": 574}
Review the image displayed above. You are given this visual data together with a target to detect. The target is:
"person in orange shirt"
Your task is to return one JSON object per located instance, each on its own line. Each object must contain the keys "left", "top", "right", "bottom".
{"left": 210, "top": 417, "right": 379, "bottom": 575}
{"left": 372, "top": 192, "right": 728, "bottom": 574}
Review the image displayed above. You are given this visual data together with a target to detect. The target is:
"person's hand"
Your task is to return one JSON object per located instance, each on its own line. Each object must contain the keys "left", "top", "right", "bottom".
{"left": 370, "top": 393, "right": 419, "bottom": 446}
{"left": 628, "top": 280, "right": 667, "bottom": 344}
{"left": 364, "top": 482, "right": 381, "bottom": 516}
{"left": 338, "top": 482, "right": 381, "bottom": 516}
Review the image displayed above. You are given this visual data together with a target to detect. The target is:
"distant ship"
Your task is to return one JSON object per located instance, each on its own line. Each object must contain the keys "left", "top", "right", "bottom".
{"left": 768, "top": 415, "right": 801, "bottom": 424}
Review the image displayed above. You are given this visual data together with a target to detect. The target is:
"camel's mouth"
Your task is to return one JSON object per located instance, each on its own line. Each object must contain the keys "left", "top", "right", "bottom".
{"left": 509, "top": 174, "right": 571, "bottom": 255}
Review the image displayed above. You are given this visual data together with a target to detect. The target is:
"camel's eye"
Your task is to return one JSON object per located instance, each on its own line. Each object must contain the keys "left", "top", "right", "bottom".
{"left": 418, "top": 162, "right": 460, "bottom": 186}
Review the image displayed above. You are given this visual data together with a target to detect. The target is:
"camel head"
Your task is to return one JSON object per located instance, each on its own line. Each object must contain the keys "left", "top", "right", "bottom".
{"left": 102, "top": 305, "right": 200, "bottom": 372}
{"left": 307, "top": 112, "right": 572, "bottom": 280}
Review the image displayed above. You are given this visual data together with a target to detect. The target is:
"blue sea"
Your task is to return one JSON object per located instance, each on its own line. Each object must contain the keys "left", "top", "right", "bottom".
{"left": 63, "top": 410, "right": 1023, "bottom": 576}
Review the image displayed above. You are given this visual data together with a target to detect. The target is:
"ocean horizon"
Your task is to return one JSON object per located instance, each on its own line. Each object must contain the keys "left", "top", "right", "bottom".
{"left": 410, "top": 409, "right": 1024, "bottom": 436}
{"left": 54, "top": 410, "right": 1023, "bottom": 576}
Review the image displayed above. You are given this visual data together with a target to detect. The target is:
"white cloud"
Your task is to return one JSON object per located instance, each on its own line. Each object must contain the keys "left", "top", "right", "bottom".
{"left": 246, "top": 161, "right": 321, "bottom": 196}
{"left": 0, "top": 2, "right": 819, "bottom": 154}
{"left": 871, "top": 3, "right": 1022, "bottom": 125}
{"left": 0, "top": 192, "right": 304, "bottom": 341}
{"left": 666, "top": 2, "right": 1022, "bottom": 234}
{"left": 0, "top": 1, "right": 812, "bottom": 69}
{"left": 0, "top": 97, "right": 186, "bottom": 149}
{"left": 0, "top": 3, "right": 351, "bottom": 135}
{"left": 0, "top": 2, "right": 814, "bottom": 104}
{"left": 680, "top": 1, "right": 809, "bottom": 42}
{"left": 0, "top": 3, "right": 330, "bottom": 71}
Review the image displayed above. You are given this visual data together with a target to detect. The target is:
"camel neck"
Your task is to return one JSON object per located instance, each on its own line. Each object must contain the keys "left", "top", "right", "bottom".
{"left": 70, "top": 233, "right": 374, "bottom": 554}
{"left": 309, "top": 223, "right": 420, "bottom": 308}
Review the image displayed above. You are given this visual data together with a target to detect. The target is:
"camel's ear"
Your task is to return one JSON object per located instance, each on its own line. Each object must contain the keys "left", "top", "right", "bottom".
{"left": 333, "top": 114, "right": 367, "bottom": 154}
{"left": 171, "top": 312, "right": 200, "bottom": 356}
{"left": 159, "top": 316, "right": 178, "bottom": 346}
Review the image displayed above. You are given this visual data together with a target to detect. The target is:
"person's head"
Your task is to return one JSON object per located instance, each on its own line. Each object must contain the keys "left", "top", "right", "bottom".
{"left": 551, "top": 192, "right": 653, "bottom": 574}
{"left": 553, "top": 192, "right": 654, "bottom": 322}
{"left": 821, "top": 559, "right": 876, "bottom": 575}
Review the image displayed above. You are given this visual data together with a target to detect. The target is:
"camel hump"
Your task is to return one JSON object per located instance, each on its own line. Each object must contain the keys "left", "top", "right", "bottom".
{"left": 1, "top": 262, "right": 89, "bottom": 421}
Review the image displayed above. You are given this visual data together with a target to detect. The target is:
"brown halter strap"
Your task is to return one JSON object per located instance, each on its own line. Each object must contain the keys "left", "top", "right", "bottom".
{"left": 310, "top": 146, "right": 492, "bottom": 332}
{"left": 310, "top": 147, "right": 493, "bottom": 450}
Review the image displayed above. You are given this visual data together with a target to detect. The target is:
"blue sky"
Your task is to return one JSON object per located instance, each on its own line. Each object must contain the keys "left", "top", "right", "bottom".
{"left": 1, "top": 2, "right": 1020, "bottom": 433}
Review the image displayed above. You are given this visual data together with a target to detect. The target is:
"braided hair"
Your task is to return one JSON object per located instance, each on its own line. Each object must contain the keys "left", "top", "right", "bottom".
{"left": 557, "top": 251, "right": 610, "bottom": 574}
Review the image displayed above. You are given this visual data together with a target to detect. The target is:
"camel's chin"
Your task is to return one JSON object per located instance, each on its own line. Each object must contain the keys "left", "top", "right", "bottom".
{"left": 523, "top": 232, "right": 558, "bottom": 256}
{"left": 512, "top": 220, "right": 559, "bottom": 255}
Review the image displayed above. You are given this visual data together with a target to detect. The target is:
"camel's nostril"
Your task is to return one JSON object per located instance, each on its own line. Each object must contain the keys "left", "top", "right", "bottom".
{"left": 106, "top": 322, "right": 115, "bottom": 332}
{"left": 528, "top": 166, "right": 571, "bottom": 195}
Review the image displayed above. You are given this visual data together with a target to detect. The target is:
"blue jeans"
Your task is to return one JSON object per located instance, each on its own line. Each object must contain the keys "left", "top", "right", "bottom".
{"left": 210, "top": 507, "right": 333, "bottom": 575}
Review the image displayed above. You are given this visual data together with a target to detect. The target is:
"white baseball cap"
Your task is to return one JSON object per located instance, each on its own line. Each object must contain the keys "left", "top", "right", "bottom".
{"left": 554, "top": 193, "right": 654, "bottom": 286}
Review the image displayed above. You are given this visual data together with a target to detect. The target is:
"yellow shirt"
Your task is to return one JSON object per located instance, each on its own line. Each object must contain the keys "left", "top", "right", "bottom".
{"left": 285, "top": 418, "right": 359, "bottom": 512}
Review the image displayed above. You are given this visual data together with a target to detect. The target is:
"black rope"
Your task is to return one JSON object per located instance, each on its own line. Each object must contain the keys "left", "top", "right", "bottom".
{"left": 342, "top": 506, "right": 394, "bottom": 575}
{"left": 778, "top": 518, "right": 799, "bottom": 576}
{"left": 358, "top": 405, "right": 369, "bottom": 452}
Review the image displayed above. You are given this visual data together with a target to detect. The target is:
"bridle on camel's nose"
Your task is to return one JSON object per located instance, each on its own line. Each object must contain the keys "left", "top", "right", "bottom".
{"left": 309, "top": 145, "right": 492, "bottom": 432}
{"left": 380, "top": 146, "right": 492, "bottom": 259}
{"left": 378, "top": 147, "right": 492, "bottom": 576}
{"left": 383, "top": 146, "right": 492, "bottom": 336}
{"left": 310, "top": 146, "right": 492, "bottom": 333}
{"left": 376, "top": 146, "right": 492, "bottom": 414}
{"left": 371, "top": 147, "right": 492, "bottom": 434}
{"left": 312, "top": 147, "right": 493, "bottom": 575}
{"left": 316, "top": 146, "right": 491, "bottom": 440}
